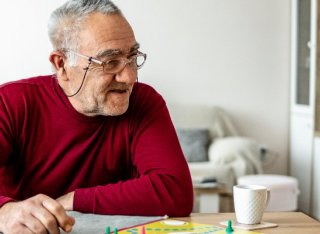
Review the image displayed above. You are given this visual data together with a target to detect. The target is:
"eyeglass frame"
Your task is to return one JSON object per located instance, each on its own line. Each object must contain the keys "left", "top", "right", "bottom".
{"left": 60, "top": 49, "right": 147, "bottom": 97}
{"left": 66, "top": 49, "right": 147, "bottom": 74}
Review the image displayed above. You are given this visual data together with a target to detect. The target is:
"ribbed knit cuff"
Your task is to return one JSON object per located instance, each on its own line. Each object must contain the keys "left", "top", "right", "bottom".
{"left": 73, "top": 188, "right": 95, "bottom": 213}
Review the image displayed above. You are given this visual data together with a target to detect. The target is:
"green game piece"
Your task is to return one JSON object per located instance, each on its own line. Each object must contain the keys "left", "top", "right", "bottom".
{"left": 225, "top": 219, "right": 234, "bottom": 233}
{"left": 114, "top": 227, "right": 118, "bottom": 234}
{"left": 105, "top": 226, "right": 110, "bottom": 234}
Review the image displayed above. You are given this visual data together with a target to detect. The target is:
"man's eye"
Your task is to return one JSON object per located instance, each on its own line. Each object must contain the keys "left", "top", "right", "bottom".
{"left": 104, "top": 60, "right": 121, "bottom": 69}
{"left": 129, "top": 52, "right": 139, "bottom": 58}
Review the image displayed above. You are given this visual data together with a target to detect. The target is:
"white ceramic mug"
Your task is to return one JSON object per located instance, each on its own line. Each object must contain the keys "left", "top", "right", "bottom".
{"left": 233, "top": 184, "right": 270, "bottom": 225}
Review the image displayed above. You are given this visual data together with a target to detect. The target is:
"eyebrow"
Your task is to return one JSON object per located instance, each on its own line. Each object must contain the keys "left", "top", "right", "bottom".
{"left": 95, "top": 43, "right": 140, "bottom": 59}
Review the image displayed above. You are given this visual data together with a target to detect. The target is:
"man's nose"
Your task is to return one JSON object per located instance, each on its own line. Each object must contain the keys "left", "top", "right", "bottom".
{"left": 114, "top": 65, "right": 137, "bottom": 83}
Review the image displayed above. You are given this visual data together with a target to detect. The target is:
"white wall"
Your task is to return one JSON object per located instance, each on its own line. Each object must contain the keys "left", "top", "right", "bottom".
{"left": 0, "top": 0, "right": 291, "bottom": 174}
{"left": 0, "top": 0, "right": 66, "bottom": 80}
{"left": 114, "top": 0, "right": 291, "bottom": 174}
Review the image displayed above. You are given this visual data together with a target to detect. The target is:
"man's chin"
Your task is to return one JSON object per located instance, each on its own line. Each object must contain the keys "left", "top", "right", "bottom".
{"left": 104, "top": 103, "right": 129, "bottom": 116}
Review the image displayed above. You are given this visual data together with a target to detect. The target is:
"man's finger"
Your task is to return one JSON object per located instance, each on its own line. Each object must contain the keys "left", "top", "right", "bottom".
{"left": 31, "top": 206, "right": 60, "bottom": 234}
{"left": 42, "top": 199, "right": 74, "bottom": 232}
{"left": 12, "top": 223, "right": 34, "bottom": 234}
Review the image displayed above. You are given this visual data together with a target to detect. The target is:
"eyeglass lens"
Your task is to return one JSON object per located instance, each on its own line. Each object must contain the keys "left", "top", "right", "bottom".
{"left": 135, "top": 54, "right": 146, "bottom": 68}
{"left": 103, "top": 54, "right": 146, "bottom": 73}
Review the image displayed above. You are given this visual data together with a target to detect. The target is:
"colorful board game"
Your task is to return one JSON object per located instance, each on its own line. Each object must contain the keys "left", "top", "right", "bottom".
{"left": 117, "top": 219, "right": 262, "bottom": 234}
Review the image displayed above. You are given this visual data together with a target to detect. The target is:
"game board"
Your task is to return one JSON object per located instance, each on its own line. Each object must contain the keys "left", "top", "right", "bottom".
{"left": 117, "top": 219, "right": 262, "bottom": 234}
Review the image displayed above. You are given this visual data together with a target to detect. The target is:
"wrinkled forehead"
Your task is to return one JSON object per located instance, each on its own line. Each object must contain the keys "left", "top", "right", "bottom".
{"left": 78, "top": 12, "right": 137, "bottom": 55}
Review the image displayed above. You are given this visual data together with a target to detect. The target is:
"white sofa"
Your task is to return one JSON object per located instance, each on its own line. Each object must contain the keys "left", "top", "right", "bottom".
{"left": 167, "top": 103, "right": 263, "bottom": 194}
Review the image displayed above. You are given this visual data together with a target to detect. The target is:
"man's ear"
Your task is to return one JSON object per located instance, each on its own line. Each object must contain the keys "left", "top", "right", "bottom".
{"left": 49, "top": 51, "right": 68, "bottom": 81}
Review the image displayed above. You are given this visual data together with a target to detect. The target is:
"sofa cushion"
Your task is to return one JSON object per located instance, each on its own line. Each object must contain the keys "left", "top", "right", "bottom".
{"left": 176, "top": 128, "right": 210, "bottom": 162}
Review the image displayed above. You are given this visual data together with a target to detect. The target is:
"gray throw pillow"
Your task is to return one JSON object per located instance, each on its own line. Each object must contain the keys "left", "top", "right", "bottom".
{"left": 176, "top": 128, "right": 210, "bottom": 162}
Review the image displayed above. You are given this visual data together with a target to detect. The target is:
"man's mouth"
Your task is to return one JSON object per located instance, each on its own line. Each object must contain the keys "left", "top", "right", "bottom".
{"left": 108, "top": 89, "right": 128, "bottom": 94}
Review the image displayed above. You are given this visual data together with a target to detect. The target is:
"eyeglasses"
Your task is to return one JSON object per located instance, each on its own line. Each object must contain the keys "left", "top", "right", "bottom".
{"left": 62, "top": 49, "right": 146, "bottom": 97}
{"left": 68, "top": 50, "right": 147, "bottom": 74}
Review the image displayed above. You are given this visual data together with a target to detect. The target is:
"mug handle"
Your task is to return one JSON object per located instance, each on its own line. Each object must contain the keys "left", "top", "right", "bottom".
{"left": 265, "top": 189, "right": 271, "bottom": 208}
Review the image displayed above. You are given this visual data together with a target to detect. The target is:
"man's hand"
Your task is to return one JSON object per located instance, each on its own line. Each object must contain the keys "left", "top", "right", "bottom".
{"left": 56, "top": 191, "right": 74, "bottom": 211}
{"left": 0, "top": 194, "right": 75, "bottom": 234}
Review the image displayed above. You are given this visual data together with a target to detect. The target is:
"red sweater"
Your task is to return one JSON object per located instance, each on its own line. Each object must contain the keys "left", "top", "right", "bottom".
{"left": 0, "top": 75, "right": 193, "bottom": 216}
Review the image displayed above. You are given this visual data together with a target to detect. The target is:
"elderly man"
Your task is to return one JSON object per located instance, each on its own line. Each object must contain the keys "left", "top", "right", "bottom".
{"left": 0, "top": 0, "right": 193, "bottom": 233}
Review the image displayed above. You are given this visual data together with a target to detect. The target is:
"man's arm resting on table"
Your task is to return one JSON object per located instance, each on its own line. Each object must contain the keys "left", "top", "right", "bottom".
{"left": 0, "top": 194, "right": 75, "bottom": 234}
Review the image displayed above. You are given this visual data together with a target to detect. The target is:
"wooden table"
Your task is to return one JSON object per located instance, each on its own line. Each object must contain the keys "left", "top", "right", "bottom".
{"left": 176, "top": 212, "right": 320, "bottom": 233}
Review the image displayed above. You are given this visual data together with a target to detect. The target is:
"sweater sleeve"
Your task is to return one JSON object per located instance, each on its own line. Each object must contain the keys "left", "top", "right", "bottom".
{"left": 0, "top": 92, "right": 16, "bottom": 207}
{"left": 74, "top": 84, "right": 194, "bottom": 216}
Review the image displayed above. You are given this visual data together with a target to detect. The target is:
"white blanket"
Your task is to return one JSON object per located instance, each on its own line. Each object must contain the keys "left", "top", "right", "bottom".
{"left": 209, "top": 137, "right": 263, "bottom": 178}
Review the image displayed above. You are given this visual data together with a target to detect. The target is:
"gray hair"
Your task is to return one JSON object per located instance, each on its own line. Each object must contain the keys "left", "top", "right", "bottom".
{"left": 48, "top": 0, "right": 121, "bottom": 65}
